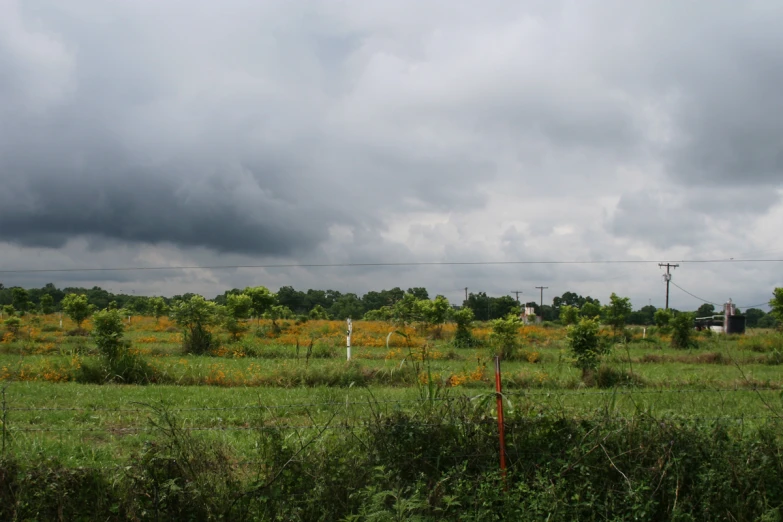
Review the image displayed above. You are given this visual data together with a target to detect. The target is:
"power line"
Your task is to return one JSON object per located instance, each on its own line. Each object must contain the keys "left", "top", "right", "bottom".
{"left": 1, "top": 258, "right": 782, "bottom": 274}
{"left": 737, "top": 302, "right": 770, "bottom": 309}
{"left": 670, "top": 281, "right": 721, "bottom": 306}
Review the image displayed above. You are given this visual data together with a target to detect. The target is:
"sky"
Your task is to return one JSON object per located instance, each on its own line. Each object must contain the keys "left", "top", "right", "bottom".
{"left": 0, "top": 0, "right": 781, "bottom": 311}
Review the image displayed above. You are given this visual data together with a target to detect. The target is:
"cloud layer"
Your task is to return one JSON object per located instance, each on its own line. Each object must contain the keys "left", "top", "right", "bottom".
{"left": 0, "top": 0, "right": 781, "bottom": 308}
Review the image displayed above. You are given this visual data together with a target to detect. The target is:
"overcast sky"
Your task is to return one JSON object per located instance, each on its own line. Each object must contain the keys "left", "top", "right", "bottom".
{"left": 1, "top": 0, "right": 781, "bottom": 310}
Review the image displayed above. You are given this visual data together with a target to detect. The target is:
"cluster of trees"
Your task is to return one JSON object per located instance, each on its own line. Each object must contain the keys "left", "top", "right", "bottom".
{"left": 1, "top": 283, "right": 781, "bottom": 330}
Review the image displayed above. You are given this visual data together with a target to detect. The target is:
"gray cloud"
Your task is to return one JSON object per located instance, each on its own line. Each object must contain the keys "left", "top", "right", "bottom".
{"left": 0, "top": 0, "right": 781, "bottom": 309}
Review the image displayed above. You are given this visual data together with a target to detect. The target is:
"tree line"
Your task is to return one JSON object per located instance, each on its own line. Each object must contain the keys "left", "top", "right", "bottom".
{"left": 0, "top": 282, "right": 779, "bottom": 328}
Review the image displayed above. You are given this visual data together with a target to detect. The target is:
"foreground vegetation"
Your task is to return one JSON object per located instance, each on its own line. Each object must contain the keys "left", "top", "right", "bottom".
{"left": 0, "top": 285, "right": 782, "bottom": 519}
{"left": 2, "top": 400, "right": 783, "bottom": 520}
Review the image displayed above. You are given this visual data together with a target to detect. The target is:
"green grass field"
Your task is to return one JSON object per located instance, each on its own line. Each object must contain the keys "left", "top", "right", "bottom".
{"left": 1, "top": 316, "right": 783, "bottom": 467}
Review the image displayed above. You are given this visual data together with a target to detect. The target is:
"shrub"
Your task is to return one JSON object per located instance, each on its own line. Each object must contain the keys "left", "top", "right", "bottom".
{"left": 171, "top": 296, "right": 220, "bottom": 355}
{"left": 567, "top": 317, "right": 608, "bottom": 379}
{"left": 671, "top": 312, "right": 698, "bottom": 349}
{"left": 3, "top": 316, "right": 21, "bottom": 336}
{"left": 93, "top": 309, "right": 126, "bottom": 359}
{"left": 61, "top": 294, "right": 93, "bottom": 329}
{"left": 452, "top": 307, "right": 476, "bottom": 348}
{"left": 559, "top": 305, "right": 579, "bottom": 326}
{"left": 89, "top": 308, "right": 155, "bottom": 384}
{"left": 590, "top": 365, "right": 646, "bottom": 388}
{"left": 490, "top": 314, "right": 521, "bottom": 359}
{"left": 309, "top": 305, "right": 330, "bottom": 320}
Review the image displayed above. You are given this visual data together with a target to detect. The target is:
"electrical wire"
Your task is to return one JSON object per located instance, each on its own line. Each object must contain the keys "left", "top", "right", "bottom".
{"left": 737, "top": 302, "right": 770, "bottom": 309}
{"left": 669, "top": 281, "right": 722, "bottom": 306}
{"left": 669, "top": 282, "right": 771, "bottom": 310}
{"left": 0, "top": 258, "right": 782, "bottom": 274}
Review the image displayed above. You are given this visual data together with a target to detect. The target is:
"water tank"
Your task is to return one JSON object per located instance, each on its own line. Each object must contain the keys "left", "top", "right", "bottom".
{"left": 725, "top": 315, "right": 746, "bottom": 334}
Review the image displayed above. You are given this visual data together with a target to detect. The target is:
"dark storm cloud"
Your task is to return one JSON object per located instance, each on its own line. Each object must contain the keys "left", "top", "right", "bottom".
{"left": 0, "top": 0, "right": 781, "bottom": 311}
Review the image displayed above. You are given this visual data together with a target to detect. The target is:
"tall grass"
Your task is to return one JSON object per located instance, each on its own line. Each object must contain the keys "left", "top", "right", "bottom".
{"left": 1, "top": 400, "right": 782, "bottom": 520}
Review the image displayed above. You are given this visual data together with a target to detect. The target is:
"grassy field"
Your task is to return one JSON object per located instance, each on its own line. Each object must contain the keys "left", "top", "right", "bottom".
{"left": 2, "top": 314, "right": 783, "bottom": 519}
{"left": 1, "top": 313, "right": 782, "bottom": 468}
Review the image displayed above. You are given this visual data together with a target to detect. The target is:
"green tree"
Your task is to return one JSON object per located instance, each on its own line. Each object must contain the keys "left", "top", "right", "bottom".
{"left": 407, "top": 287, "right": 430, "bottom": 301}
{"left": 2, "top": 305, "right": 15, "bottom": 318}
{"left": 224, "top": 293, "right": 253, "bottom": 340}
{"left": 770, "top": 288, "right": 783, "bottom": 328}
{"left": 490, "top": 314, "right": 521, "bottom": 360}
{"left": 170, "top": 295, "right": 220, "bottom": 354}
{"left": 421, "top": 295, "right": 451, "bottom": 338}
{"left": 276, "top": 286, "right": 306, "bottom": 314}
{"left": 451, "top": 307, "right": 475, "bottom": 347}
{"left": 149, "top": 297, "right": 169, "bottom": 323}
{"left": 93, "top": 309, "right": 127, "bottom": 360}
{"left": 3, "top": 316, "right": 21, "bottom": 336}
{"left": 567, "top": 317, "right": 606, "bottom": 379}
{"left": 391, "top": 293, "right": 425, "bottom": 328}
{"left": 226, "top": 293, "right": 252, "bottom": 320}
{"left": 654, "top": 308, "right": 672, "bottom": 329}
{"left": 308, "top": 304, "right": 330, "bottom": 320}
{"left": 244, "top": 286, "right": 276, "bottom": 321}
{"left": 264, "top": 304, "right": 294, "bottom": 334}
{"left": 696, "top": 303, "right": 716, "bottom": 317}
{"left": 670, "top": 312, "right": 697, "bottom": 349}
{"left": 603, "top": 293, "right": 632, "bottom": 339}
{"left": 744, "top": 308, "right": 766, "bottom": 328}
{"left": 92, "top": 308, "right": 153, "bottom": 383}
{"left": 758, "top": 314, "right": 779, "bottom": 329}
{"left": 559, "top": 305, "right": 579, "bottom": 326}
{"left": 363, "top": 307, "right": 393, "bottom": 321}
{"left": 11, "top": 288, "right": 31, "bottom": 316}
{"left": 580, "top": 302, "right": 601, "bottom": 319}
{"left": 39, "top": 294, "right": 54, "bottom": 315}
{"left": 62, "top": 294, "right": 93, "bottom": 329}
{"left": 328, "top": 293, "right": 365, "bottom": 320}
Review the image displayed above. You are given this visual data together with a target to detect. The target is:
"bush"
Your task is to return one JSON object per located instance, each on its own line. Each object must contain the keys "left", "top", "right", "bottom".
{"left": 3, "top": 407, "right": 783, "bottom": 520}
{"left": 567, "top": 317, "right": 609, "bottom": 379}
{"left": 590, "top": 365, "right": 646, "bottom": 388}
{"left": 171, "top": 296, "right": 220, "bottom": 355}
{"left": 452, "top": 308, "right": 477, "bottom": 348}
{"left": 490, "top": 314, "right": 521, "bottom": 359}
{"left": 93, "top": 309, "right": 126, "bottom": 359}
{"left": 671, "top": 312, "right": 698, "bottom": 349}
{"left": 3, "top": 316, "right": 21, "bottom": 336}
{"left": 79, "top": 308, "right": 157, "bottom": 384}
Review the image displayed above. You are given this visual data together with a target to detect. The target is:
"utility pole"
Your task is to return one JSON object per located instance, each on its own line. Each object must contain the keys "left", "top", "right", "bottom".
{"left": 464, "top": 287, "right": 468, "bottom": 302}
{"left": 534, "top": 286, "right": 548, "bottom": 314}
{"left": 658, "top": 263, "right": 679, "bottom": 310}
{"left": 510, "top": 291, "right": 523, "bottom": 304}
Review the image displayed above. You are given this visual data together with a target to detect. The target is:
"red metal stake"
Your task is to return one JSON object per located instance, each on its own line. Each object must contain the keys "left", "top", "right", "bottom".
{"left": 495, "top": 356, "right": 507, "bottom": 484}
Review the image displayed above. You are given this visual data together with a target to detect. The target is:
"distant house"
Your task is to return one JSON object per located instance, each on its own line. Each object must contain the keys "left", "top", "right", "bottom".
{"left": 520, "top": 306, "right": 540, "bottom": 325}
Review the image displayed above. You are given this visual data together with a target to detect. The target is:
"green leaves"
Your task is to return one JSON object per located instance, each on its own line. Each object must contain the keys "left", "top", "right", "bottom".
{"left": 567, "top": 317, "right": 606, "bottom": 375}
{"left": 170, "top": 295, "right": 220, "bottom": 354}
{"left": 93, "top": 308, "right": 126, "bottom": 359}
{"left": 770, "top": 288, "right": 783, "bottom": 327}
{"left": 490, "top": 314, "right": 522, "bottom": 359}
{"left": 560, "top": 305, "right": 579, "bottom": 326}
{"left": 61, "top": 293, "right": 92, "bottom": 328}
{"left": 670, "top": 312, "right": 697, "bottom": 349}
{"left": 603, "top": 293, "right": 632, "bottom": 337}
{"left": 243, "top": 286, "right": 275, "bottom": 318}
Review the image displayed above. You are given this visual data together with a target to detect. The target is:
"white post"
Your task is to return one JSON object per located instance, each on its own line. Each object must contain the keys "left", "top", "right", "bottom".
{"left": 643, "top": 327, "right": 646, "bottom": 339}
{"left": 346, "top": 318, "right": 353, "bottom": 361}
